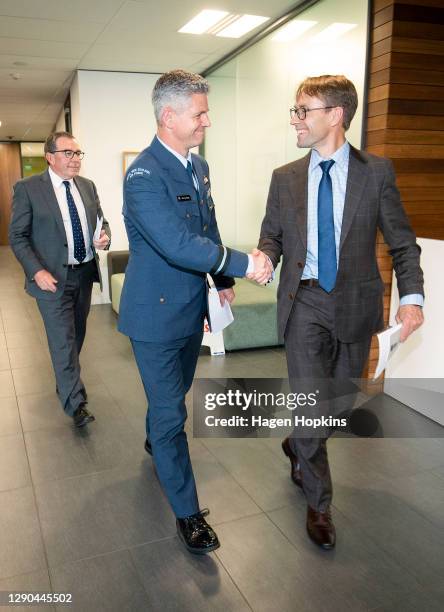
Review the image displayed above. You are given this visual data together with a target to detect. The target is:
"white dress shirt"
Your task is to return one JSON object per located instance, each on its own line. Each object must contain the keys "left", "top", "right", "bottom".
{"left": 48, "top": 167, "right": 93, "bottom": 264}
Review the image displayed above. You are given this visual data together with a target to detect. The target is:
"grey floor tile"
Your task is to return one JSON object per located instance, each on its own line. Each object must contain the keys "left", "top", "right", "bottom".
{"left": 2, "top": 317, "right": 36, "bottom": 334}
{"left": 35, "top": 463, "right": 176, "bottom": 567}
{"left": 215, "top": 513, "right": 337, "bottom": 612}
{"left": 18, "top": 392, "right": 69, "bottom": 432}
{"left": 0, "top": 345, "right": 10, "bottom": 370}
{"left": 0, "top": 569, "right": 53, "bottom": 612}
{"left": 0, "top": 487, "right": 47, "bottom": 579}
{"left": 190, "top": 443, "right": 262, "bottom": 524}
{"left": 5, "top": 330, "right": 43, "bottom": 350}
{"left": 0, "top": 396, "right": 21, "bottom": 436}
{"left": 0, "top": 370, "right": 15, "bottom": 398}
{"left": 333, "top": 482, "right": 444, "bottom": 586}
{"left": 131, "top": 538, "right": 251, "bottom": 612}
{"left": 50, "top": 550, "right": 148, "bottom": 612}
{"left": 268, "top": 504, "right": 420, "bottom": 611}
{"left": 25, "top": 427, "right": 97, "bottom": 484}
{"left": 8, "top": 345, "right": 51, "bottom": 369}
{"left": 0, "top": 433, "right": 31, "bottom": 492}
{"left": 202, "top": 438, "right": 303, "bottom": 512}
{"left": 370, "top": 469, "right": 444, "bottom": 531}
{"left": 12, "top": 365, "right": 55, "bottom": 396}
{"left": 370, "top": 584, "right": 444, "bottom": 612}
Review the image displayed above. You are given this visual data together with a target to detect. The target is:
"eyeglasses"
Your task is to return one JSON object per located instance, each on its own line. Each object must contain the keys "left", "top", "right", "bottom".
{"left": 289, "top": 106, "right": 336, "bottom": 120}
{"left": 51, "top": 149, "right": 85, "bottom": 159}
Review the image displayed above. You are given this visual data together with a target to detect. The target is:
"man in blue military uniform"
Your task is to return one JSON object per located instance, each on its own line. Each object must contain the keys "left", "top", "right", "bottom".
{"left": 118, "top": 69, "right": 271, "bottom": 554}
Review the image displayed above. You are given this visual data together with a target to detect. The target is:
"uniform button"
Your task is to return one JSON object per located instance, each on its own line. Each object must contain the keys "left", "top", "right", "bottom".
{"left": 203, "top": 224, "right": 208, "bottom": 231}
{"left": 289, "top": 293, "right": 294, "bottom": 300}
{"left": 297, "top": 262, "right": 303, "bottom": 268}
{"left": 160, "top": 297, "right": 165, "bottom": 303}
{"left": 186, "top": 213, "right": 190, "bottom": 219}
{"left": 200, "top": 199, "right": 204, "bottom": 205}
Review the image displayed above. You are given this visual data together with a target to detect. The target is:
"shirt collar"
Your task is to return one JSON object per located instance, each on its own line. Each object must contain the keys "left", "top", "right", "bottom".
{"left": 156, "top": 135, "right": 191, "bottom": 169}
{"left": 309, "top": 140, "right": 350, "bottom": 173}
{"left": 48, "top": 166, "right": 74, "bottom": 188}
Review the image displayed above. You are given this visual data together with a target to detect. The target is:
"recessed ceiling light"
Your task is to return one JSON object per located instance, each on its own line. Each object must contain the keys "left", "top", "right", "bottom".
{"left": 312, "top": 23, "right": 357, "bottom": 42}
{"left": 0, "top": 121, "right": 2, "bottom": 127}
{"left": 179, "top": 9, "right": 229, "bottom": 35}
{"left": 272, "top": 20, "right": 317, "bottom": 42}
{"left": 216, "top": 14, "right": 269, "bottom": 38}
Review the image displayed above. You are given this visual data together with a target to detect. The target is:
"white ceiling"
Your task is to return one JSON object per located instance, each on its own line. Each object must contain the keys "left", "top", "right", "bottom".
{"left": 0, "top": 0, "right": 302, "bottom": 141}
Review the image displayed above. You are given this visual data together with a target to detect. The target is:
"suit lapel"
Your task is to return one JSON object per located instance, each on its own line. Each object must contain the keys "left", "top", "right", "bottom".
{"left": 74, "top": 177, "right": 95, "bottom": 238}
{"left": 339, "top": 146, "right": 368, "bottom": 251}
{"left": 290, "top": 153, "right": 310, "bottom": 250}
{"left": 39, "top": 170, "right": 67, "bottom": 240}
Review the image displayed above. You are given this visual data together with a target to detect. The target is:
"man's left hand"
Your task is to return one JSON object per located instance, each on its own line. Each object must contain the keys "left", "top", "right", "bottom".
{"left": 218, "top": 288, "right": 235, "bottom": 306}
{"left": 93, "top": 229, "right": 110, "bottom": 250}
{"left": 396, "top": 304, "right": 424, "bottom": 342}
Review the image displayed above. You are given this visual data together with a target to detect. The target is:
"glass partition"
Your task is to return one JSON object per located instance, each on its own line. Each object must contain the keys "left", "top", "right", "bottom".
{"left": 205, "top": 0, "right": 369, "bottom": 246}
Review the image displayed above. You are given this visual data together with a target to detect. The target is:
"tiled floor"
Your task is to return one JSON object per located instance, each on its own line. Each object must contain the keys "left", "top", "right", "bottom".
{"left": 0, "top": 245, "right": 443, "bottom": 612}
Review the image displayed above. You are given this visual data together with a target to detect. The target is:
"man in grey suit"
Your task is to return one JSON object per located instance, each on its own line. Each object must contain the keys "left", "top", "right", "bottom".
{"left": 9, "top": 131, "right": 111, "bottom": 427}
{"left": 256, "top": 75, "right": 424, "bottom": 549}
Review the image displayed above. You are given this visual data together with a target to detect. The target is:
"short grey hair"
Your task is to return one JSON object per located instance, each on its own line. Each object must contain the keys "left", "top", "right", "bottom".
{"left": 152, "top": 69, "right": 209, "bottom": 124}
{"left": 44, "top": 131, "right": 75, "bottom": 154}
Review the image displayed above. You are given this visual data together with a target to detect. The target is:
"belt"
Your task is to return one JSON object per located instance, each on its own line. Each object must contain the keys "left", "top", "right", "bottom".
{"left": 300, "top": 278, "right": 319, "bottom": 287}
{"left": 64, "top": 260, "right": 93, "bottom": 269}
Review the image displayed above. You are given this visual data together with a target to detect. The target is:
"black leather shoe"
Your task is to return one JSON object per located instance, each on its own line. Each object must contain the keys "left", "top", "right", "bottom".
{"left": 282, "top": 437, "right": 303, "bottom": 489}
{"left": 144, "top": 438, "right": 152, "bottom": 456}
{"left": 176, "top": 509, "right": 220, "bottom": 554}
{"left": 306, "top": 505, "right": 336, "bottom": 550}
{"left": 73, "top": 405, "right": 95, "bottom": 428}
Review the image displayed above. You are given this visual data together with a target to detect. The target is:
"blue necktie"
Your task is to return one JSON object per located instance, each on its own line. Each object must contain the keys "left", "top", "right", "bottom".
{"left": 186, "top": 160, "right": 199, "bottom": 198}
{"left": 317, "top": 160, "right": 336, "bottom": 293}
{"left": 63, "top": 180, "right": 86, "bottom": 263}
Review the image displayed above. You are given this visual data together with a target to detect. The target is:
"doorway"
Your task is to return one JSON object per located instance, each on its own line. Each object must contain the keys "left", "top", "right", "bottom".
{"left": 0, "top": 142, "right": 22, "bottom": 245}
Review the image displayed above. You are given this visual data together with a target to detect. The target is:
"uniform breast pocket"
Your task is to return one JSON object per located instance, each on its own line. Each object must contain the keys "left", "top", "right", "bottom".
{"left": 176, "top": 203, "right": 200, "bottom": 221}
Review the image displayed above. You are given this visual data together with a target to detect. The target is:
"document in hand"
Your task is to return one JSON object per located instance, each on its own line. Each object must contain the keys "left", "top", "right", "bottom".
{"left": 93, "top": 215, "right": 103, "bottom": 241}
{"left": 373, "top": 323, "right": 403, "bottom": 380}
{"left": 206, "top": 274, "right": 234, "bottom": 334}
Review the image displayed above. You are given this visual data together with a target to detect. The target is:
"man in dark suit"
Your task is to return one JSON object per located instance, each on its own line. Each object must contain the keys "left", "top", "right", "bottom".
{"left": 9, "top": 131, "right": 111, "bottom": 427}
{"left": 256, "top": 75, "right": 424, "bottom": 549}
{"left": 119, "top": 69, "right": 271, "bottom": 554}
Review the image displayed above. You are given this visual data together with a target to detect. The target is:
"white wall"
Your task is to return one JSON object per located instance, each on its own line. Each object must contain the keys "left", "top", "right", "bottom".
{"left": 385, "top": 238, "right": 444, "bottom": 425}
{"left": 206, "top": 0, "right": 369, "bottom": 247}
{"left": 69, "top": 70, "right": 159, "bottom": 303}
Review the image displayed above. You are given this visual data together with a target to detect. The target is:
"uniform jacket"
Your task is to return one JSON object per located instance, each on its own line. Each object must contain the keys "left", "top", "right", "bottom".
{"left": 9, "top": 169, "right": 110, "bottom": 300}
{"left": 118, "top": 136, "right": 248, "bottom": 342}
{"left": 258, "top": 146, "right": 424, "bottom": 343}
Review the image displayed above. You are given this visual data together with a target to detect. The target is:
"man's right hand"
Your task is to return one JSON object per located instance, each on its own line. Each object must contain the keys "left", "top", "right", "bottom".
{"left": 247, "top": 248, "right": 273, "bottom": 285}
{"left": 34, "top": 270, "right": 58, "bottom": 293}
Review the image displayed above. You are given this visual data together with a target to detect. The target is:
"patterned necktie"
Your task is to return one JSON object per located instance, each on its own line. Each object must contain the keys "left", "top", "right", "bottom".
{"left": 63, "top": 180, "right": 86, "bottom": 263}
{"left": 317, "top": 160, "right": 336, "bottom": 293}
{"left": 186, "top": 160, "right": 199, "bottom": 197}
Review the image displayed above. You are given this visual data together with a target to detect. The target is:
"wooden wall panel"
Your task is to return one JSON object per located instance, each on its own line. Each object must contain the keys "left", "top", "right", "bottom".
{"left": 363, "top": 0, "right": 444, "bottom": 379}
{"left": 0, "top": 143, "right": 21, "bottom": 245}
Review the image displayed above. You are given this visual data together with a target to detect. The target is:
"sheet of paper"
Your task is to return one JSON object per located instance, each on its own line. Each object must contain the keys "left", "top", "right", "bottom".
{"left": 206, "top": 274, "right": 234, "bottom": 334}
{"left": 373, "top": 323, "right": 403, "bottom": 380}
{"left": 93, "top": 215, "right": 103, "bottom": 242}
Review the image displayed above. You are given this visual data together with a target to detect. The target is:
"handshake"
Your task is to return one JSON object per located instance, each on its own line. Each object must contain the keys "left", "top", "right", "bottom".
{"left": 246, "top": 248, "right": 274, "bottom": 285}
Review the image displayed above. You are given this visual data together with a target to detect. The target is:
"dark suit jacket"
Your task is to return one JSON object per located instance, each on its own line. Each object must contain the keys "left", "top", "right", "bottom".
{"left": 9, "top": 169, "right": 110, "bottom": 300}
{"left": 118, "top": 136, "right": 249, "bottom": 343}
{"left": 258, "top": 146, "right": 424, "bottom": 343}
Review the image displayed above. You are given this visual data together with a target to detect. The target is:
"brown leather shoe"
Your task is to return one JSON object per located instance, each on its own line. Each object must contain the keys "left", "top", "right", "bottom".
{"left": 306, "top": 505, "right": 336, "bottom": 550}
{"left": 281, "top": 437, "right": 303, "bottom": 489}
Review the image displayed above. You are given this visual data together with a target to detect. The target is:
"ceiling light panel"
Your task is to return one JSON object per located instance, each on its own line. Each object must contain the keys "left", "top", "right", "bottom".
{"left": 272, "top": 20, "right": 317, "bottom": 42}
{"left": 178, "top": 10, "right": 229, "bottom": 35}
{"left": 216, "top": 14, "right": 269, "bottom": 38}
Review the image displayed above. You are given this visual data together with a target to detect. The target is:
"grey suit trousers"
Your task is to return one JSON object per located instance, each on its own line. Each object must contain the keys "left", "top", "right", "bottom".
{"left": 284, "top": 285, "right": 372, "bottom": 512}
{"left": 37, "top": 261, "right": 96, "bottom": 416}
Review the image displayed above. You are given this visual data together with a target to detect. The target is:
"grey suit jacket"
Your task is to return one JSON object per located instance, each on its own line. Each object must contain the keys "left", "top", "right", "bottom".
{"left": 258, "top": 146, "right": 424, "bottom": 343}
{"left": 9, "top": 169, "right": 111, "bottom": 300}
